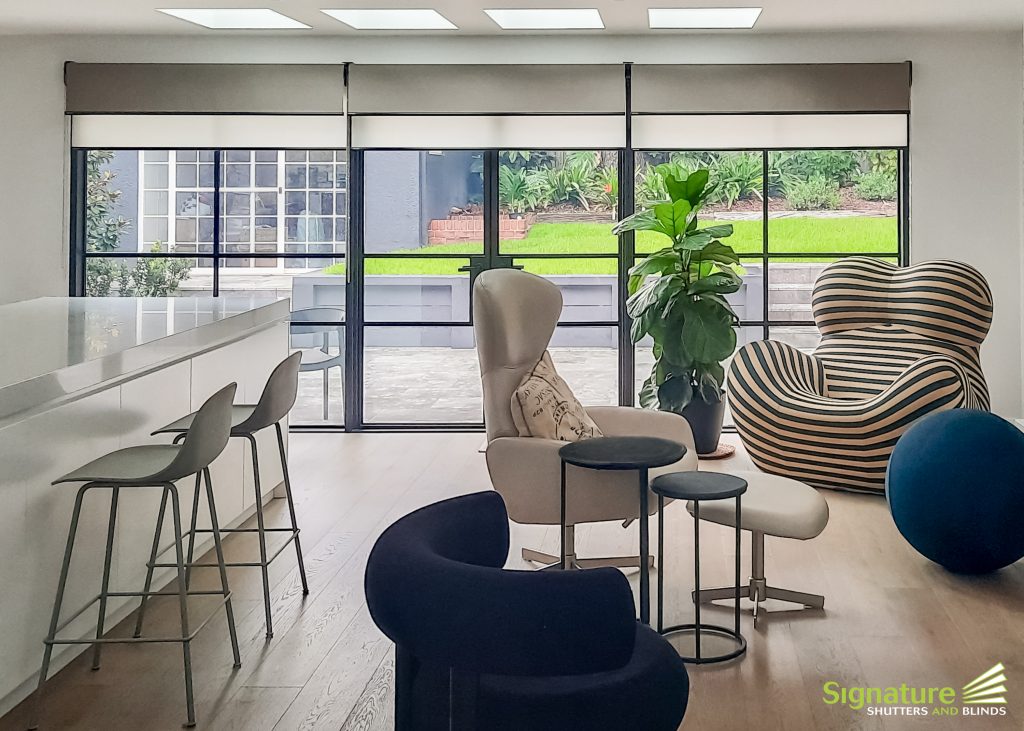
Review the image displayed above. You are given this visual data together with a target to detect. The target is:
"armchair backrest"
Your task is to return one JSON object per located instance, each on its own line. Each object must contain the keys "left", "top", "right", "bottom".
{"left": 473, "top": 269, "right": 562, "bottom": 441}
{"left": 811, "top": 257, "right": 993, "bottom": 348}
{"left": 364, "top": 491, "right": 636, "bottom": 678}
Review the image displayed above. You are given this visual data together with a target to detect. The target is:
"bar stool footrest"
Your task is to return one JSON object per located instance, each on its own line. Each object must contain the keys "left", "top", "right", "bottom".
{"left": 47, "top": 592, "right": 234, "bottom": 646}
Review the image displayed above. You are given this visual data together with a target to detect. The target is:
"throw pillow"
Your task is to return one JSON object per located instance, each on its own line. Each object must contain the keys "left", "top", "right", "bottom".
{"left": 511, "top": 351, "right": 603, "bottom": 442}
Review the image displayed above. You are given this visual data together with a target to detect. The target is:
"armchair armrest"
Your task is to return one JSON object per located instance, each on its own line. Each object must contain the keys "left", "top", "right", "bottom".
{"left": 586, "top": 405, "right": 696, "bottom": 453}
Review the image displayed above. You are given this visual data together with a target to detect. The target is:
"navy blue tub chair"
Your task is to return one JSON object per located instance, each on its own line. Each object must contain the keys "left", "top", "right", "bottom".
{"left": 365, "top": 491, "right": 689, "bottom": 731}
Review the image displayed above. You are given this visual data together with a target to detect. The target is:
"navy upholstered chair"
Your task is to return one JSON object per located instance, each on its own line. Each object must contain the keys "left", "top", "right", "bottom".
{"left": 364, "top": 491, "right": 689, "bottom": 731}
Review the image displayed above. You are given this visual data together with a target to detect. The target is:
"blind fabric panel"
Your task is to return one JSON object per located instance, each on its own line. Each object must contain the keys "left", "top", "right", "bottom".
{"left": 632, "top": 63, "right": 911, "bottom": 114}
{"left": 65, "top": 63, "right": 346, "bottom": 114}
{"left": 348, "top": 64, "right": 625, "bottom": 114}
{"left": 71, "top": 114, "right": 346, "bottom": 149}
{"left": 351, "top": 115, "right": 624, "bottom": 149}
{"left": 632, "top": 114, "right": 907, "bottom": 149}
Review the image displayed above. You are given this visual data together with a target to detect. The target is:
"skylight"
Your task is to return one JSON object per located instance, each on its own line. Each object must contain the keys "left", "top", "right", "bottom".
{"left": 484, "top": 8, "right": 605, "bottom": 30}
{"left": 157, "top": 9, "right": 310, "bottom": 29}
{"left": 321, "top": 9, "right": 457, "bottom": 30}
{"left": 648, "top": 8, "right": 763, "bottom": 29}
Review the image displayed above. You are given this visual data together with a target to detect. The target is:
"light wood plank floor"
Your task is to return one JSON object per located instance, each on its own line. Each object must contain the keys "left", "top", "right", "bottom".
{"left": 3, "top": 433, "right": 1023, "bottom": 731}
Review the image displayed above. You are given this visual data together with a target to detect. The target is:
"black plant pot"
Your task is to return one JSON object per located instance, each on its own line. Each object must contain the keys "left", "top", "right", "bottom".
{"left": 679, "top": 391, "right": 726, "bottom": 456}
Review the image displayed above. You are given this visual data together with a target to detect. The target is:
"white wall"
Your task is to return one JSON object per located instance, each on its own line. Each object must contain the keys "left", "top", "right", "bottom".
{"left": 0, "top": 31, "right": 1022, "bottom": 414}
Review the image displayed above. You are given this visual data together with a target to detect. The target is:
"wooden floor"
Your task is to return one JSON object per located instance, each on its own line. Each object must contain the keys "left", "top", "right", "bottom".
{"left": 3, "top": 433, "right": 1023, "bottom": 731}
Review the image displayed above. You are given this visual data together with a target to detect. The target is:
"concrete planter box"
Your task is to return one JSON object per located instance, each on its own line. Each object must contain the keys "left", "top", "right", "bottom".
{"left": 290, "top": 267, "right": 770, "bottom": 348}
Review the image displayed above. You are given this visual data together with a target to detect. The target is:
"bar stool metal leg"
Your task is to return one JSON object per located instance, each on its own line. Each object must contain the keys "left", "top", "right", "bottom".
{"left": 184, "top": 472, "right": 202, "bottom": 590}
{"left": 246, "top": 434, "right": 274, "bottom": 638}
{"left": 203, "top": 468, "right": 241, "bottom": 668}
{"left": 29, "top": 483, "right": 91, "bottom": 731}
{"left": 166, "top": 482, "right": 197, "bottom": 728}
{"left": 275, "top": 422, "right": 308, "bottom": 595}
{"left": 134, "top": 486, "right": 169, "bottom": 638}
{"left": 92, "top": 486, "right": 120, "bottom": 671}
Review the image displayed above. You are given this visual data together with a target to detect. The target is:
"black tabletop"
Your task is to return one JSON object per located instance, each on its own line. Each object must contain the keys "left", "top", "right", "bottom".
{"left": 651, "top": 471, "right": 747, "bottom": 501}
{"left": 558, "top": 436, "right": 686, "bottom": 470}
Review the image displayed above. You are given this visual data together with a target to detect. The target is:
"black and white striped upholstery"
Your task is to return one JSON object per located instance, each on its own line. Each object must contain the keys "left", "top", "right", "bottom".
{"left": 728, "top": 257, "right": 992, "bottom": 492}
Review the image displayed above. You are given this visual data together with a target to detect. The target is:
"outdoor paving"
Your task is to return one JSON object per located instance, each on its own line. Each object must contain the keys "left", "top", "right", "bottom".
{"left": 291, "top": 326, "right": 819, "bottom": 426}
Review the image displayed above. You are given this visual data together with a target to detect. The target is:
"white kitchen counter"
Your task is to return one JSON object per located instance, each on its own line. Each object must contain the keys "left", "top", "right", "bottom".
{"left": 0, "top": 296, "right": 292, "bottom": 714}
{"left": 0, "top": 295, "right": 289, "bottom": 427}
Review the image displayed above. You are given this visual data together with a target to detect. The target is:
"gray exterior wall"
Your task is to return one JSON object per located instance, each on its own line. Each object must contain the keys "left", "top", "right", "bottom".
{"left": 363, "top": 150, "right": 478, "bottom": 253}
{"left": 106, "top": 150, "right": 139, "bottom": 253}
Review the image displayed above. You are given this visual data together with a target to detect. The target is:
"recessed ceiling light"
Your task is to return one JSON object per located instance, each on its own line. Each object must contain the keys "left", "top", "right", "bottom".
{"left": 158, "top": 9, "right": 310, "bottom": 29}
{"left": 321, "top": 9, "right": 457, "bottom": 30}
{"left": 648, "top": 8, "right": 762, "bottom": 29}
{"left": 484, "top": 8, "right": 604, "bottom": 30}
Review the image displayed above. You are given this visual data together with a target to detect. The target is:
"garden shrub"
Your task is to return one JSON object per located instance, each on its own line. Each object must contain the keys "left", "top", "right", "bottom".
{"left": 787, "top": 176, "right": 841, "bottom": 210}
{"left": 854, "top": 170, "right": 898, "bottom": 201}
{"left": 777, "top": 151, "right": 860, "bottom": 185}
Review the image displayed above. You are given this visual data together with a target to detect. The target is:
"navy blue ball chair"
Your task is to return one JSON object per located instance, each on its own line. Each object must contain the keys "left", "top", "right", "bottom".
{"left": 364, "top": 491, "right": 689, "bottom": 730}
{"left": 887, "top": 409, "right": 1024, "bottom": 574}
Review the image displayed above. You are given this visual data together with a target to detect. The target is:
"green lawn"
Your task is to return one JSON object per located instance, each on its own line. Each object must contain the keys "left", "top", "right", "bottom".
{"left": 324, "top": 217, "right": 898, "bottom": 276}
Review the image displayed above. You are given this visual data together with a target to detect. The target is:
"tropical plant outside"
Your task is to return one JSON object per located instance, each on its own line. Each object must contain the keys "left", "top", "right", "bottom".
{"left": 613, "top": 167, "right": 742, "bottom": 412}
{"left": 86, "top": 150, "right": 193, "bottom": 296}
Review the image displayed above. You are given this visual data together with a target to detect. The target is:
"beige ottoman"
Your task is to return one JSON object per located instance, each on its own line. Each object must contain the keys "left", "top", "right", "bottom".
{"left": 686, "top": 470, "right": 829, "bottom": 626}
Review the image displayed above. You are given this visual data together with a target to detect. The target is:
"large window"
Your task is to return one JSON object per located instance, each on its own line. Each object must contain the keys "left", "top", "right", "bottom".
{"left": 633, "top": 148, "right": 902, "bottom": 425}
{"left": 79, "top": 148, "right": 348, "bottom": 426}
{"left": 76, "top": 144, "right": 905, "bottom": 431}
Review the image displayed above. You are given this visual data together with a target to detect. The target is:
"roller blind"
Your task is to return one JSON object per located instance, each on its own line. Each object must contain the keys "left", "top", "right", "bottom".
{"left": 631, "top": 63, "right": 911, "bottom": 114}
{"left": 71, "top": 114, "right": 347, "bottom": 149}
{"left": 65, "top": 63, "right": 346, "bottom": 114}
{"left": 632, "top": 114, "right": 907, "bottom": 149}
{"left": 348, "top": 64, "right": 624, "bottom": 115}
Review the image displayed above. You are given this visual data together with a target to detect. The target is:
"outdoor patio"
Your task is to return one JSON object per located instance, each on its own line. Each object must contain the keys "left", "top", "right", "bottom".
{"left": 290, "top": 330, "right": 818, "bottom": 425}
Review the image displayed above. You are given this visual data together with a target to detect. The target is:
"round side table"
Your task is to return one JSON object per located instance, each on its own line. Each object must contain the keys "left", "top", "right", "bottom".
{"left": 651, "top": 471, "right": 747, "bottom": 664}
{"left": 558, "top": 436, "right": 686, "bottom": 625}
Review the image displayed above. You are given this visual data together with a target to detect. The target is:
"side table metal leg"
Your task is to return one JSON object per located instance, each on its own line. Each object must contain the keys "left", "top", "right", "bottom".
{"left": 638, "top": 467, "right": 650, "bottom": 625}
{"left": 559, "top": 460, "right": 567, "bottom": 571}
{"left": 657, "top": 494, "right": 664, "bottom": 633}
{"left": 735, "top": 495, "right": 742, "bottom": 637}
{"left": 694, "top": 500, "right": 701, "bottom": 662}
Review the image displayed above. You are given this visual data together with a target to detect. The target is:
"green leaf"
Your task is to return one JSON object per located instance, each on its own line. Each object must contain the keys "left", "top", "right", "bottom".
{"left": 700, "top": 224, "right": 734, "bottom": 239}
{"left": 653, "top": 198, "right": 692, "bottom": 239}
{"left": 688, "top": 271, "right": 742, "bottom": 296}
{"left": 658, "top": 376, "right": 694, "bottom": 413}
{"left": 627, "top": 252, "right": 679, "bottom": 294}
{"left": 681, "top": 298, "right": 738, "bottom": 363}
{"left": 639, "top": 373, "right": 659, "bottom": 409}
{"left": 696, "top": 362, "right": 726, "bottom": 401}
{"left": 613, "top": 209, "right": 667, "bottom": 236}
{"left": 698, "top": 240, "right": 741, "bottom": 266}
{"left": 664, "top": 174, "right": 688, "bottom": 204}
{"left": 685, "top": 169, "right": 710, "bottom": 203}
{"left": 674, "top": 230, "right": 712, "bottom": 252}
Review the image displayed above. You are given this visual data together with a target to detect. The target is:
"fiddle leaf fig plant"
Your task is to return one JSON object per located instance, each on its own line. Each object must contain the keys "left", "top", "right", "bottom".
{"left": 613, "top": 166, "right": 742, "bottom": 413}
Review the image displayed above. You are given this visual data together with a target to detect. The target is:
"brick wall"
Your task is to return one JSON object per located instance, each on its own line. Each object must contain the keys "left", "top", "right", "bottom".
{"left": 427, "top": 215, "right": 534, "bottom": 245}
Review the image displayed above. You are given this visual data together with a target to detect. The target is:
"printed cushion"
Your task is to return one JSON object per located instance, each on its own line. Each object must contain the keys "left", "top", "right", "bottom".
{"left": 511, "top": 351, "right": 603, "bottom": 442}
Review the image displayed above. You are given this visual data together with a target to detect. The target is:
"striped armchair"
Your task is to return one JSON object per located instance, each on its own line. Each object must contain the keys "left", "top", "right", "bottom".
{"left": 728, "top": 257, "right": 992, "bottom": 492}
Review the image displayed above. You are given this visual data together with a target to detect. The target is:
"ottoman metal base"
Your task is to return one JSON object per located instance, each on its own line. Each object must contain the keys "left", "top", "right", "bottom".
{"left": 692, "top": 531, "right": 825, "bottom": 628}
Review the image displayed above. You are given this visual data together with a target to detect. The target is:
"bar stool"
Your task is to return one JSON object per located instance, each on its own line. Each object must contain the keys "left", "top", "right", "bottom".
{"left": 31, "top": 383, "right": 241, "bottom": 730}
{"left": 142, "top": 351, "right": 308, "bottom": 639}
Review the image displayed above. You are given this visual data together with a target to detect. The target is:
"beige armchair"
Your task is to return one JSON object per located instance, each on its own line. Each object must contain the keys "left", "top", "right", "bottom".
{"left": 474, "top": 269, "right": 697, "bottom": 568}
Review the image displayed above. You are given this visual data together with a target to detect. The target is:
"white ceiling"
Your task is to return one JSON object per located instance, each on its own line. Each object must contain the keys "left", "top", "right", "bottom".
{"left": 0, "top": 0, "right": 1021, "bottom": 35}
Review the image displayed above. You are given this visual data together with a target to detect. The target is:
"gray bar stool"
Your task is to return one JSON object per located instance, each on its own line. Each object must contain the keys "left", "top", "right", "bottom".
{"left": 31, "top": 383, "right": 241, "bottom": 730}
{"left": 143, "top": 352, "right": 308, "bottom": 640}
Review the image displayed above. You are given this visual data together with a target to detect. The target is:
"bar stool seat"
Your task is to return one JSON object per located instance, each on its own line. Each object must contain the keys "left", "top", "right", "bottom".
{"left": 55, "top": 445, "right": 182, "bottom": 483}
{"left": 146, "top": 351, "right": 309, "bottom": 640}
{"left": 155, "top": 405, "right": 259, "bottom": 435}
